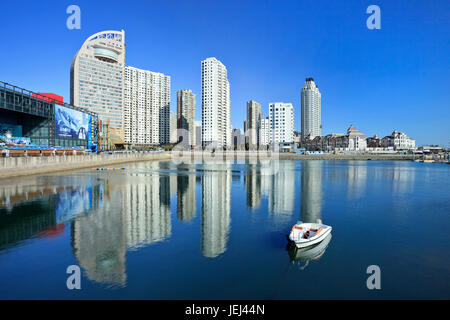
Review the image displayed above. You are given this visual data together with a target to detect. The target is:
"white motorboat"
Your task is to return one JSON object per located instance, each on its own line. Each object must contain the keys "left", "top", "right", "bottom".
{"left": 288, "top": 221, "right": 332, "bottom": 248}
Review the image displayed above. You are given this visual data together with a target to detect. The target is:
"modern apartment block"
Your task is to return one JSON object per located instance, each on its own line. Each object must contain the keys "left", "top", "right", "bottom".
{"left": 71, "top": 30, "right": 125, "bottom": 129}
{"left": 259, "top": 114, "right": 270, "bottom": 147}
{"left": 123, "top": 66, "right": 170, "bottom": 145}
{"left": 301, "top": 77, "right": 321, "bottom": 139}
{"left": 246, "top": 100, "right": 261, "bottom": 147}
{"left": 177, "top": 89, "right": 196, "bottom": 146}
{"left": 201, "top": 57, "right": 231, "bottom": 148}
{"left": 269, "top": 102, "right": 294, "bottom": 145}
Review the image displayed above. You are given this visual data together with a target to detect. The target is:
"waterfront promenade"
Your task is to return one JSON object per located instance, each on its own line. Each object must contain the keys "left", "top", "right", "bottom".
{"left": 0, "top": 152, "right": 171, "bottom": 180}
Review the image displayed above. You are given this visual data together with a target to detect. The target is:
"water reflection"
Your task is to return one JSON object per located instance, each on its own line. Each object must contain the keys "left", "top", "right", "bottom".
{"left": 201, "top": 162, "right": 232, "bottom": 258}
{"left": 286, "top": 234, "right": 332, "bottom": 270}
{"left": 268, "top": 161, "right": 295, "bottom": 217}
{"left": 300, "top": 161, "right": 322, "bottom": 223}
{"left": 72, "top": 188, "right": 127, "bottom": 287}
{"left": 244, "top": 164, "right": 261, "bottom": 210}
{"left": 346, "top": 162, "right": 367, "bottom": 199}
{"left": 0, "top": 160, "right": 424, "bottom": 289}
{"left": 177, "top": 172, "right": 197, "bottom": 222}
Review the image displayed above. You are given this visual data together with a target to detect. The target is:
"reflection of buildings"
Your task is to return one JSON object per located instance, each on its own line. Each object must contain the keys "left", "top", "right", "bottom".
{"left": 269, "top": 161, "right": 295, "bottom": 216}
{"left": 72, "top": 185, "right": 127, "bottom": 287}
{"left": 300, "top": 161, "right": 322, "bottom": 223}
{"left": 122, "top": 162, "right": 172, "bottom": 249}
{"left": 0, "top": 176, "right": 98, "bottom": 249}
{"left": 201, "top": 162, "right": 231, "bottom": 258}
{"left": 0, "top": 198, "right": 56, "bottom": 249}
{"left": 391, "top": 163, "right": 415, "bottom": 194}
{"left": 346, "top": 163, "right": 367, "bottom": 199}
{"left": 244, "top": 164, "right": 261, "bottom": 209}
{"left": 177, "top": 172, "right": 197, "bottom": 221}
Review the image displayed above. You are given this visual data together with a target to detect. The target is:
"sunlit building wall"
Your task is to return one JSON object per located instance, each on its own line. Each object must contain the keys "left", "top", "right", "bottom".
{"left": 71, "top": 30, "right": 125, "bottom": 129}
{"left": 301, "top": 78, "right": 321, "bottom": 139}
{"left": 201, "top": 57, "right": 231, "bottom": 147}
{"left": 123, "top": 66, "right": 171, "bottom": 145}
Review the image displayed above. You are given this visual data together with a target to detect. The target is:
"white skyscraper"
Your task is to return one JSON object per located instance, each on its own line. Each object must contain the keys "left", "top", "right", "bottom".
{"left": 71, "top": 30, "right": 125, "bottom": 129}
{"left": 201, "top": 57, "right": 231, "bottom": 148}
{"left": 123, "top": 66, "right": 170, "bottom": 145}
{"left": 301, "top": 77, "right": 321, "bottom": 139}
{"left": 269, "top": 102, "right": 294, "bottom": 144}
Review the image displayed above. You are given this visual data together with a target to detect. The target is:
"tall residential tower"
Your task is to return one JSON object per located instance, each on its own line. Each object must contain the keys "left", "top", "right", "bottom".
{"left": 201, "top": 57, "right": 231, "bottom": 148}
{"left": 301, "top": 78, "right": 321, "bottom": 139}
{"left": 177, "top": 89, "right": 196, "bottom": 146}
{"left": 123, "top": 66, "right": 170, "bottom": 145}
{"left": 245, "top": 100, "right": 261, "bottom": 147}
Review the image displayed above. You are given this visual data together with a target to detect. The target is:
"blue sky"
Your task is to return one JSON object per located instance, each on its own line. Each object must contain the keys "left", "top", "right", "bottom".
{"left": 0, "top": 0, "right": 448, "bottom": 146}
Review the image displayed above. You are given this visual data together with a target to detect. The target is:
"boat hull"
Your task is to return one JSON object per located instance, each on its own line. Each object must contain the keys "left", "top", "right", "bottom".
{"left": 288, "top": 223, "right": 332, "bottom": 248}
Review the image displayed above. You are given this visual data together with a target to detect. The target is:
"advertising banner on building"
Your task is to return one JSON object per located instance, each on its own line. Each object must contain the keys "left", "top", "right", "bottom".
{"left": 55, "top": 105, "right": 91, "bottom": 139}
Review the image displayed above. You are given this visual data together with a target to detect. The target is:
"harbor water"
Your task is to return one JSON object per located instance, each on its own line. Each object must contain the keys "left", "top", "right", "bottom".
{"left": 0, "top": 160, "right": 449, "bottom": 299}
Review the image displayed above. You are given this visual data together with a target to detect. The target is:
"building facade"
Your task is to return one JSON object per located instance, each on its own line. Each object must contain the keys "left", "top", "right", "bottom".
{"left": 302, "top": 125, "right": 367, "bottom": 151}
{"left": 201, "top": 57, "right": 231, "bottom": 148}
{"left": 71, "top": 30, "right": 125, "bottom": 130}
{"left": 123, "top": 66, "right": 170, "bottom": 145}
{"left": 245, "top": 100, "right": 261, "bottom": 147}
{"left": 177, "top": 89, "right": 196, "bottom": 146}
{"left": 259, "top": 115, "right": 270, "bottom": 147}
{"left": 269, "top": 102, "right": 294, "bottom": 146}
{"left": 232, "top": 128, "right": 245, "bottom": 149}
{"left": 301, "top": 77, "right": 321, "bottom": 139}
{"left": 381, "top": 130, "right": 415, "bottom": 150}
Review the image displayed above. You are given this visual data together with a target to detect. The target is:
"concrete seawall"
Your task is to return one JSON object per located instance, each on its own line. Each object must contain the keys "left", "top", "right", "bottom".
{"left": 0, "top": 151, "right": 415, "bottom": 180}
{"left": 0, "top": 152, "right": 171, "bottom": 180}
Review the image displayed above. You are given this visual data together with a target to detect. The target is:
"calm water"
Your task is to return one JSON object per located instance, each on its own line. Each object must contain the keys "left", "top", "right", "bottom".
{"left": 0, "top": 160, "right": 449, "bottom": 299}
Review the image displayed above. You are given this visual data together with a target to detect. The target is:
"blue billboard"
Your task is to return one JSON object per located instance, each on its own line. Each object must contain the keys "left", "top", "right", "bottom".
{"left": 55, "top": 104, "right": 91, "bottom": 139}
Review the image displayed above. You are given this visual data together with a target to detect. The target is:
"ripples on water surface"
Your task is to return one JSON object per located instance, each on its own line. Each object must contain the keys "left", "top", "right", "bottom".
{"left": 0, "top": 160, "right": 449, "bottom": 299}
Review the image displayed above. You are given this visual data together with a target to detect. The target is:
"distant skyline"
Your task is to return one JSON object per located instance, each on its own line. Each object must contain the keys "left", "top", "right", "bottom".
{"left": 0, "top": 0, "right": 448, "bottom": 146}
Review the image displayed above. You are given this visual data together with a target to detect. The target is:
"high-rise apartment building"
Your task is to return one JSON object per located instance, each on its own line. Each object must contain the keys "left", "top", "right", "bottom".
{"left": 123, "top": 66, "right": 170, "bottom": 145}
{"left": 177, "top": 89, "right": 196, "bottom": 146}
{"left": 246, "top": 100, "right": 261, "bottom": 147}
{"left": 201, "top": 57, "right": 231, "bottom": 148}
{"left": 259, "top": 114, "right": 270, "bottom": 147}
{"left": 269, "top": 102, "right": 294, "bottom": 144}
{"left": 301, "top": 77, "right": 321, "bottom": 139}
{"left": 71, "top": 30, "right": 125, "bottom": 129}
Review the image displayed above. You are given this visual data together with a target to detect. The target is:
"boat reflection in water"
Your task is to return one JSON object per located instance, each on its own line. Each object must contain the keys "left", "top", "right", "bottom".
{"left": 286, "top": 233, "right": 332, "bottom": 270}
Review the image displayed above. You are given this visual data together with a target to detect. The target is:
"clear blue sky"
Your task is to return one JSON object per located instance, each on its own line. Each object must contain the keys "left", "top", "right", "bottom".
{"left": 0, "top": 0, "right": 448, "bottom": 146}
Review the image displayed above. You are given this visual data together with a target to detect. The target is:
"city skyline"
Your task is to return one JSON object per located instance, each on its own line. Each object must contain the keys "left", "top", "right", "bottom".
{"left": 0, "top": 1, "right": 448, "bottom": 146}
